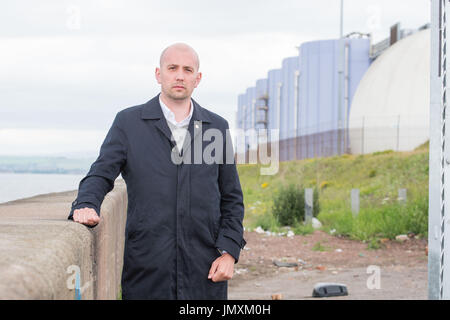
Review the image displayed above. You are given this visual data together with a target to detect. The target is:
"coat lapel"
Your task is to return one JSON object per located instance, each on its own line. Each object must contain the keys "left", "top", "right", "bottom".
{"left": 141, "top": 94, "right": 213, "bottom": 162}
{"left": 181, "top": 99, "right": 212, "bottom": 163}
{"left": 141, "top": 95, "right": 174, "bottom": 145}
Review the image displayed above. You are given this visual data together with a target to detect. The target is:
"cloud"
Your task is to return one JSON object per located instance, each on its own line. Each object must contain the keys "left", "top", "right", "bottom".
{"left": 0, "top": 0, "right": 430, "bottom": 156}
{"left": 0, "top": 128, "right": 106, "bottom": 156}
{"left": 0, "top": 32, "right": 311, "bottom": 132}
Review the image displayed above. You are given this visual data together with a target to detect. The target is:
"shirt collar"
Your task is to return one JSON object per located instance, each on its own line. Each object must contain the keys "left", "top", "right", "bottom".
{"left": 159, "top": 95, "right": 194, "bottom": 127}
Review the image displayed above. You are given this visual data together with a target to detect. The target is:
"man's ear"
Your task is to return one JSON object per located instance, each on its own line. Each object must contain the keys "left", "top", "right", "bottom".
{"left": 194, "top": 72, "right": 202, "bottom": 88}
{"left": 155, "top": 67, "right": 161, "bottom": 84}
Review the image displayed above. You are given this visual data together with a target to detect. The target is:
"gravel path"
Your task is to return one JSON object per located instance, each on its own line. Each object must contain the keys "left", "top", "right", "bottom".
{"left": 228, "top": 230, "right": 428, "bottom": 300}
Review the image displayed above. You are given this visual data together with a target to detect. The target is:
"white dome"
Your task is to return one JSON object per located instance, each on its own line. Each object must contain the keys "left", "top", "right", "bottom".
{"left": 349, "top": 29, "right": 430, "bottom": 154}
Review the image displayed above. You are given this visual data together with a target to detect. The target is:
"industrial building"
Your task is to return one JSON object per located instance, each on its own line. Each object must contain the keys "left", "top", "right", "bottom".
{"left": 236, "top": 23, "right": 430, "bottom": 162}
{"left": 349, "top": 28, "right": 430, "bottom": 154}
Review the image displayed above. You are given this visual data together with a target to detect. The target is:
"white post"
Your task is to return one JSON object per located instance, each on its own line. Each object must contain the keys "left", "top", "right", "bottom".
{"left": 398, "top": 189, "right": 407, "bottom": 203}
{"left": 305, "top": 188, "right": 313, "bottom": 225}
{"left": 351, "top": 189, "right": 359, "bottom": 217}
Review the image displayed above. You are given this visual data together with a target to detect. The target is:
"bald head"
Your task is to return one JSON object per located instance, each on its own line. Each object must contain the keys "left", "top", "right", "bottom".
{"left": 159, "top": 43, "right": 200, "bottom": 71}
{"left": 156, "top": 42, "right": 202, "bottom": 102}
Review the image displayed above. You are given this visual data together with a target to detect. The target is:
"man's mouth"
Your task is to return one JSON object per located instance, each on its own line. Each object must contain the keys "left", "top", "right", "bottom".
{"left": 173, "top": 85, "right": 185, "bottom": 89}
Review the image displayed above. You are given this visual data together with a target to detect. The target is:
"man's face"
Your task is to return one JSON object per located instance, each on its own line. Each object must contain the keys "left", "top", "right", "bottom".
{"left": 155, "top": 47, "right": 202, "bottom": 102}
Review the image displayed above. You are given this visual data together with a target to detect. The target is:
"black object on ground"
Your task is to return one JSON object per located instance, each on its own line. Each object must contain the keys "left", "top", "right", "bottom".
{"left": 273, "top": 260, "right": 298, "bottom": 268}
{"left": 312, "top": 283, "right": 348, "bottom": 298}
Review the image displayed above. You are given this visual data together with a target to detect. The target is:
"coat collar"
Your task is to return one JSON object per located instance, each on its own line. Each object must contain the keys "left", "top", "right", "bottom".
{"left": 141, "top": 93, "right": 212, "bottom": 124}
{"left": 141, "top": 93, "right": 211, "bottom": 161}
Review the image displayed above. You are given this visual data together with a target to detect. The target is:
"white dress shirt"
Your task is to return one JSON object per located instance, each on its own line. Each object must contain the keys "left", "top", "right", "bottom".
{"left": 159, "top": 96, "right": 193, "bottom": 154}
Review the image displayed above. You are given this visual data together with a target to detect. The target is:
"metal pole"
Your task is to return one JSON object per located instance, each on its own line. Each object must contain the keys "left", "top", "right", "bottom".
{"left": 294, "top": 70, "right": 300, "bottom": 160}
{"left": 344, "top": 42, "right": 350, "bottom": 154}
{"left": 429, "top": 0, "right": 441, "bottom": 299}
{"left": 441, "top": 0, "right": 450, "bottom": 299}
{"left": 337, "top": 0, "right": 344, "bottom": 155}
{"left": 340, "top": 0, "right": 344, "bottom": 39}
{"left": 429, "top": 0, "right": 450, "bottom": 300}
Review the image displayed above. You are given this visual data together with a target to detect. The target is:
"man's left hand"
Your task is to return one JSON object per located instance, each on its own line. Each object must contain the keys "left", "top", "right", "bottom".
{"left": 208, "top": 253, "right": 235, "bottom": 282}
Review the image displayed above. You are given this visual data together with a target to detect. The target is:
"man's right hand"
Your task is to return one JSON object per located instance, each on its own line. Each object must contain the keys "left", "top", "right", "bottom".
{"left": 73, "top": 207, "right": 100, "bottom": 226}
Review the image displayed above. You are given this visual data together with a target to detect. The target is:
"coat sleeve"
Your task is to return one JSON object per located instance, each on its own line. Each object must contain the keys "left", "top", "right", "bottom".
{"left": 67, "top": 112, "right": 128, "bottom": 221}
{"left": 214, "top": 121, "right": 246, "bottom": 263}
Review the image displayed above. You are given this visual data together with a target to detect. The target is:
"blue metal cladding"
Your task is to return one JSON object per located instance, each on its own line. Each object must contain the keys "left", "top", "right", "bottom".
{"left": 236, "top": 92, "right": 247, "bottom": 156}
{"left": 298, "top": 38, "right": 371, "bottom": 158}
{"left": 237, "top": 93, "right": 246, "bottom": 130}
{"left": 245, "top": 87, "right": 256, "bottom": 150}
{"left": 299, "top": 40, "right": 334, "bottom": 158}
{"left": 255, "top": 78, "right": 268, "bottom": 131}
{"left": 281, "top": 56, "right": 300, "bottom": 160}
{"left": 346, "top": 39, "right": 372, "bottom": 123}
{"left": 235, "top": 37, "right": 371, "bottom": 161}
{"left": 281, "top": 57, "right": 300, "bottom": 139}
{"left": 245, "top": 87, "right": 256, "bottom": 130}
{"left": 267, "top": 69, "right": 283, "bottom": 140}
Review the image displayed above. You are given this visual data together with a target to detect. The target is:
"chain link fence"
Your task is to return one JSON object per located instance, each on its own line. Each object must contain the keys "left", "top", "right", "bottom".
{"left": 236, "top": 114, "right": 429, "bottom": 163}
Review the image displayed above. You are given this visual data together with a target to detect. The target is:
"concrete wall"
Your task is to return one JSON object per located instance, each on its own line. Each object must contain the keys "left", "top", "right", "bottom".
{"left": 0, "top": 179, "right": 127, "bottom": 300}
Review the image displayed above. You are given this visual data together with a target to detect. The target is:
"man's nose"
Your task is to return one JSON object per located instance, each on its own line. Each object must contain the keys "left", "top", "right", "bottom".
{"left": 175, "top": 70, "right": 185, "bottom": 81}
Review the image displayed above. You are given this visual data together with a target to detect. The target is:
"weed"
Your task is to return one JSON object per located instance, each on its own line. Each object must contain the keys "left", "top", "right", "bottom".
{"left": 372, "top": 150, "right": 394, "bottom": 156}
{"left": 293, "top": 223, "right": 315, "bottom": 236}
{"left": 312, "top": 241, "right": 328, "bottom": 252}
{"left": 238, "top": 146, "right": 429, "bottom": 242}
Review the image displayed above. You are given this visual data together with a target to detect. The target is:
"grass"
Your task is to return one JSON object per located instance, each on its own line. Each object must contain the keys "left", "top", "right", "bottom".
{"left": 238, "top": 143, "right": 429, "bottom": 244}
{"left": 318, "top": 196, "right": 428, "bottom": 241}
{"left": 249, "top": 210, "right": 315, "bottom": 236}
{"left": 292, "top": 223, "right": 315, "bottom": 236}
{"left": 312, "top": 241, "right": 329, "bottom": 252}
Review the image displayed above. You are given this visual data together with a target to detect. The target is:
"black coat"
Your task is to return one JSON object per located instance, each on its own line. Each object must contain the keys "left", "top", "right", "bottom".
{"left": 68, "top": 94, "right": 246, "bottom": 299}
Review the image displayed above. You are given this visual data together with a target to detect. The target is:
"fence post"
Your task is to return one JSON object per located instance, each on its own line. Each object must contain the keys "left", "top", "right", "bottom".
{"left": 361, "top": 116, "right": 365, "bottom": 154}
{"left": 396, "top": 114, "right": 401, "bottom": 152}
{"left": 351, "top": 189, "right": 360, "bottom": 217}
{"left": 398, "top": 188, "right": 407, "bottom": 203}
{"left": 305, "top": 188, "right": 313, "bottom": 225}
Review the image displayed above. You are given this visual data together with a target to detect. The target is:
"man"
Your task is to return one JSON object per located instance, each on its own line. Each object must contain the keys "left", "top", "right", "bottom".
{"left": 68, "top": 43, "right": 246, "bottom": 299}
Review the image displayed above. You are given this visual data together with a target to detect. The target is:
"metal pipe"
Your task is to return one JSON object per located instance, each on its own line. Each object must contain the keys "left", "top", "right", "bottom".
{"left": 337, "top": 0, "right": 345, "bottom": 155}
{"left": 344, "top": 41, "right": 350, "bottom": 153}
{"left": 340, "top": 0, "right": 344, "bottom": 39}
{"left": 294, "top": 70, "right": 300, "bottom": 160}
{"left": 294, "top": 70, "right": 300, "bottom": 134}
{"left": 276, "top": 82, "right": 282, "bottom": 140}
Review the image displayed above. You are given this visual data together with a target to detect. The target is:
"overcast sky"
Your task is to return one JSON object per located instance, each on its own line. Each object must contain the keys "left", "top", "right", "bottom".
{"left": 0, "top": 0, "right": 430, "bottom": 157}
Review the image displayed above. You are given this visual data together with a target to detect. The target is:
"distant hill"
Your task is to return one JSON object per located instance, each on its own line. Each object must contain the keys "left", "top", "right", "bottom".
{"left": 0, "top": 156, "right": 96, "bottom": 174}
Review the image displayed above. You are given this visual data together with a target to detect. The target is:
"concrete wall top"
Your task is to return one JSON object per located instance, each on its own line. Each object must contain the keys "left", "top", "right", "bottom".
{"left": 0, "top": 179, "right": 127, "bottom": 300}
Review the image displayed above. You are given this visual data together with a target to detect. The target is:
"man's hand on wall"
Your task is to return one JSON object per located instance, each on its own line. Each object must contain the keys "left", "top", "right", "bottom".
{"left": 208, "top": 253, "right": 235, "bottom": 282}
{"left": 73, "top": 208, "right": 100, "bottom": 226}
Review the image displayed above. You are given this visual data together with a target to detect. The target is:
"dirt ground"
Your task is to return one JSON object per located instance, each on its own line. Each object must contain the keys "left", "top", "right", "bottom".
{"left": 228, "top": 230, "right": 429, "bottom": 300}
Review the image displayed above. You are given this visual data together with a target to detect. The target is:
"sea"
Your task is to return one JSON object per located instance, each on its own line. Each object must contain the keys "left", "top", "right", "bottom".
{"left": 0, "top": 172, "right": 85, "bottom": 204}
